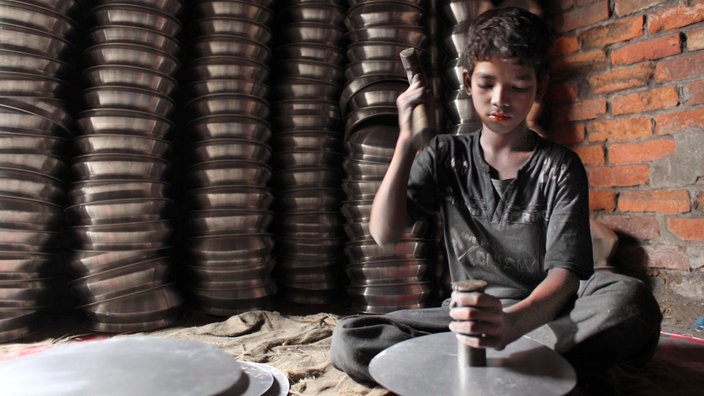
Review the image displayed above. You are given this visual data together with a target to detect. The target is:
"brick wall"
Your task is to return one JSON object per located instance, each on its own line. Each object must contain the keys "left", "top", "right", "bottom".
{"left": 543, "top": 0, "right": 704, "bottom": 277}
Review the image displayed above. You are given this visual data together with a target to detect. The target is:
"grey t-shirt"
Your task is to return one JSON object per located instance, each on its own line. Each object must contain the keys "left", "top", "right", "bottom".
{"left": 407, "top": 131, "right": 594, "bottom": 300}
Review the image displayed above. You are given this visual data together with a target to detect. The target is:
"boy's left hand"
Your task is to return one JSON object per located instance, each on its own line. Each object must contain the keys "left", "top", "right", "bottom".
{"left": 448, "top": 291, "right": 512, "bottom": 350}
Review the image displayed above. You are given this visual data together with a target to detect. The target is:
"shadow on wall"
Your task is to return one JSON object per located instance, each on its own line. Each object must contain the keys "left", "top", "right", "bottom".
{"left": 610, "top": 232, "right": 651, "bottom": 287}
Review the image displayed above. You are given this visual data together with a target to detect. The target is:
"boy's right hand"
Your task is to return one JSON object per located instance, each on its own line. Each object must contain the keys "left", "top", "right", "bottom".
{"left": 396, "top": 74, "right": 432, "bottom": 153}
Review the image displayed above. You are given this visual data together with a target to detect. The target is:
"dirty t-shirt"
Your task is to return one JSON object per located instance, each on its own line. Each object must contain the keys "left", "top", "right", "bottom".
{"left": 407, "top": 131, "right": 594, "bottom": 301}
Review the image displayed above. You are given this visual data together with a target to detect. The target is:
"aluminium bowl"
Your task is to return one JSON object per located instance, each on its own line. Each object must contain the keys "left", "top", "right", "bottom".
{"left": 65, "top": 198, "right": 172, "bottom": 226}
{"left": 68, "top": 180, "right": 169, "bottom": 205}
{"left": 81, "top": 85, "right": 175, "bottom": 117}
{"left": 188, "top": 185, "right": 273, "bottom": 210}
{"left": 344, "top": 239, "right": 430, "bottom": 262}
{"left": 82, "top": 65, "right": 177, "bottom": 96}
{"left": 442, "top": 0, "right": 494, "bottom": 25}
{"left": 0, "top": 71, "right": 63, "bottom": 97}
{"left": 273, "top": 78, "right": 340, "bottom": 100}
{"left": 191, "top": 138, "right": 271, "bottom": 164}
{"left": 274, "top": 187, "right": 343, "bottom": 212}
{"left": 277, "top": 42, "right": 346, "bottom": 65}
{"left": 269, "top": 130, "right": 342, "bottom": 152}
{"left": 70, "top": 248, "right": 167, "bottom": 276}
{"left": 272, "top": 167, "right": 343, "bottom": 189}
{"left": 91, "top": 4, "right": 181, "bottom": 36}
{"left": 92, "top": 0, "right": 183, "bottom": 14}
{"left": 273, "top": 150, "right": 343, "bottom": 169}
{"left": 0, "top": 48, "right": 70, "bottom": 77}
{"left": 185, "top": 78, "right": 269, "bottom": 97}
{"left": 0, "top": 168, "right": 64, "bottom": 201}
{"left": 187, "top": 233, "right": 274, "bottom": 261}
{"left": 194, "top": 0, "right": 273, "bottom": 22}
{"left": 71, "top": 219, "right": 173, "bottom": 250}
{"left": 87, "top": 25, "right": 180, "bottom": 56}
{"left": 345, "top": 1, "right": 424, "bottom": 30}
{"left": 0, "top": 0, "right": 75, "bottom": 36}
{"left": 76, "top": 108, "right": 174, "bottom": 138}
{"left": 188, "top": 209, "right": 273, "bottom": 235}
{"left": 185, "top": 93, "right": 270, "bottom": 119}
{"left": 84, "top": 43, "right": 180, "bottom": 75}
{"left": 73, "top": 134, "right": 171, "bottom": 157}
{"left": 187, "top": 114, "right": 271, "bottom": 142}
{"left": 189, "top": 34, "right": 270, "bottom": 61}
{"left": 189, "top": 17, "right": 271, "bottom": 43}
{"left": 279, "top": 2, "right": 345, "bottom": 25}
{"left": 71, "top": 153, "right": 170, "bottom": 181}
{"left": 189, "top": 56, "right": 269, "bottom": 81}
{"left": 346, "top": 25, "right": 427, "bottom": 47}
{"left": 188, "top": 160, "right": 271, "bottom": 188}
{"left": 280, "top": 22, "right": 346, "bottom": 46}
{"left": 70, "top": 257, "right": 171, "bottom": 302}
{"left": 0, "top": 22, "right": 73, "bottom": 59}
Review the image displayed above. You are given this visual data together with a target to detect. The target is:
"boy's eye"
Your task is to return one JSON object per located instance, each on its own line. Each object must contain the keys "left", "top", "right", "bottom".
{"left": 513, "top": 86, "right": 531, "bottom": 93}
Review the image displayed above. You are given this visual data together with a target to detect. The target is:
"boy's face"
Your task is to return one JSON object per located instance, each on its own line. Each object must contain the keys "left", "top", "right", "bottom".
{"left": 463, "top": 56, "right": 542, "bottom": 136}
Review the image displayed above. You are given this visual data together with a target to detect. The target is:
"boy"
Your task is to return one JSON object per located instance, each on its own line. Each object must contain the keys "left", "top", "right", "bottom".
{"left": 330, "top": 7, "right": 662, "bottom": 391}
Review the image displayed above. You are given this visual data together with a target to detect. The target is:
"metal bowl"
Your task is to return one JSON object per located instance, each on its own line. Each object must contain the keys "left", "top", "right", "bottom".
{"left": 71, "top": 219, "right": 173, "bottom": 250}
{"left": 66, "top": 198, "right": 172, "bottom": 225}
{"left": 189, "top": 34, "right": 270, "bottom": 61}
{"left": 0, "top": 195, "right": 62, "bottom": 225}
{"left": 188, "top": 185, "right": 273, "bottom": 210}
{"left": 81, "top": 86, "right": 175, "bottom": 117}
{"left": 87, "top": 25, "right": 180, "bottom": 55}
{"left": 190, "top": 253, "right": 274, "bottom": 270}
{"left": 191, "top": 138, "right": 271, "bottom": 164}
{"left": 346, "top": 1, "right": 424, "bottom": 30}
{"left": 84, "top": 43, "right": 180, "bottom": 75}
{"left": 341, "top": 200, "right": 372, "bottom": 223}
{"left": 346, "top": 41, "right": 416, "bottom": 62}
{"left": 187, "top": 233, "right": 274, "bottom": 261}
{"left": 68, "top": 180, "right": 169, "bottom": 205}
{"left": 279, "top": 2, "right": 345, "bottom": 25}
{"left": 346, "top": 260, "right": 430, "bottom": 283}
{"left": 188, "top": 114, "right": 271, "bottom": 142}
{"left": 272, "top": 112, "right": 342, "bottom": 131}
{"left": 77, "top": 109, "right": 174, "bottom": 138}
{"left": 83, "top": 65, "right": 177, "bottom": 96}
{"left": 189, "top": 17, "right": 271, "bottom": 43}
{"left": 0, "top": 0, "right": 75, "bottom": 36}
{"left": 280, "top": 22, "right": 346, "bottom": 46}
{"left": 444, "top": 57, "right": 466, "bottom": 89}
{"left": 92, "top": 0, "right": 183, "bottom": 14}
{"left": 273, "top": 78, "right": 340, "bottom": 100}
{"left": 277, "top": 59, "right": 344, "bottom": 85}
{"left": 70, "top": 248, "right": 166, "bottom": 276}
{"left": 188, "top": 260, "right": 274, "bottom": 283}
{"left": 0, "top": 96, "right": 71, "bottom": 131}
{"left": 346, "top": 25, "right": 427, "bottom": 47}
{"left": 277, "top": 42, "right": 345, "bottom": 65}
{"left": 442, "top": 0, "right": 494, "bottom": 25}
{"left": 273, "top": 150, "right": 343, "bottom": 169}
{"left": 0, "top": 71, "right": 64, "bottom": 97}
{"left": 0, "top": 48, "right": 70, "bottom": 77}
{"left": 345, "top": 80, "right": 407, "bottom": 113}
{"left": 274, "top": 187, "right": 343, "bottom": 212}
{"left": 345, "top": 123, "right": 399, "bottom": 160}
{"left": 0, "top": 227, "right": 58, "bottom": 248}
{"left": 189, "top": 56, "right": 269, "bottom": 81}
{"left": 269, "top": 130, "right": 342, "bottom": 152}
{"left": 445, "top": 88, "right": 478, "bottom": 124}
{"left": 275, "top": 237, "right": 344, "bottom": 261}
{"left": 185, "top": 93, "right": 270, "bottom": 118}
{"left": 79, "top": 283, "right": 182, "bottom": 324}
{"left": 91, "top": 4, "right": 181, "bottom": 36}
{"left": 442, "top": 21, "right": 472, "bottom": 58}
{"left": 0, "top": 252, "right": 51, "bottom": 279}
{"left": 343, "top": 158, "right": 389, "bottom": 179}
{"left": 272, "top": 167, "right": 343, "bottom": 188}
{"left": 344, "top": 239, "right": 430, "bottom": 262}
{"left": 71, "top": 154, "right": 170, "bottom": 181}
{"left": 0, "top": 22, "right": 73, "bottom": 59}
{"left": 185, "top": 78, "right": 269, "bottom": 98}
{"left": 73, "top": 134, "right": 171, "bottom": 157}
{"left": 194, "top": 0, "right": 273, "bottom": 22}
{"left": 0, "top": 153, "right": 65, "bottom": 176}
{"left": 344, "top": 60, "right": 406, "bottom": 81}
{"left": 342, "top": 179, "right": 381, "bottom": 201}
{"left": 188, "top": 160, "right": 271, "bottom": 188}
{"left": 0, "top": 168, "right": 64, "bottom": 201}
{"left": 71, "top": 257, "right": 170, "bottom": 302}
{"left": 272, "top": 211, "right": 344, "bottom": 236}
{"left": 0, "top": 131, "right": 66, "bottom": 154}
{"left": 189, "top": 209, "right": 273, "bottom": 235}
{"left": 347, "top": 282, "right": 433, "bottom": 308}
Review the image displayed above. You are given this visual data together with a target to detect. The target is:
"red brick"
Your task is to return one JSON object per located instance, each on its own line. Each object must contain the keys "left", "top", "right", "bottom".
{"left": 582, "top": 16, "right": 644, "bottom": 49}
{"left": 611, "top": 33, "right": 682, "bottom": 65}
{"left": 608, "top": 137, "right": 675, "bottom": 164}
{"left": 647, "top": 3, "right": 704, "bottom": 34}
{"left": 570, "top": 98, "right": 607, "bottom": 121}
{"left": 645, "top": 245, "right": 690, "bottom": 270}
{"left": 544, "top": 82, "right": 579, "bottom": 104}
{"left": 589, "top": 189, "right": 617, "bottom": 211}
{"left": 554, "top": 2, "right": 609, "bottom": 32}
{"left": 698, "top": 192, "right": 704, "bottom": 211}
{"left": 588, "top": 63, "right": 654, "bottom": 94}
{"left": 573, "top": 143, "right": 605, "bottom": 166}
{"left": 668, "top": 217, "right": 704, "bottom": 242}
{"left": 588, "top": 164, "right": 650, "bottom": 187}
{"left": 688, "top": 27, "right": 704, "bottom": 51}
{"left": 656, "top": 52, "right": 704, "bottom": 83}
{"left": 656, "top": 107, "right": 704, "bottom": 135}
{"left": 552, "top": 49, "right": 608, "bottom": 77}
{"left": 551, "top": 36, "right": 581, "bottom": 56}
{"left": 546, "top": 122, "right": 586, "bottom": 145}
{"left": 593, "top": 213, "right": 660, "bottom": 240}
{"left": 614, "top": 0, "right": 663, "bottom": 16}
{"left": 683, "top": 79, "right": 704, "bottom": 106}
{"left": 588, "top": 117, "right": 653, "bottom": 142}
{"left": 618, "top": 189, "right": 691, "bottom": 213}
{"left": 611, "top": 86, "right": 679, "bottom": 116}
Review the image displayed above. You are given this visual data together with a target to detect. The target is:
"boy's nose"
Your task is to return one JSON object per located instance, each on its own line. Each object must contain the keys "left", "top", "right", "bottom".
{"left": 491, "top": 86, "right": 509, "bottom": 109}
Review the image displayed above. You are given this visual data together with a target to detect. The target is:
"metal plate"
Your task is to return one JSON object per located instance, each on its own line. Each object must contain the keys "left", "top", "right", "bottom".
{"left": 0, "top": 336, "right": 243, "bottom": 396}
{"left": 370, "top": 332, "right": 576, "bottom": 396}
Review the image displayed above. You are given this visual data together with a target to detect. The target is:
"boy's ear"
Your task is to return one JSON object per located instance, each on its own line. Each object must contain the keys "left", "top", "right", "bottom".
{"left": 462, "top": 69, "right": 472, "bottom": 95}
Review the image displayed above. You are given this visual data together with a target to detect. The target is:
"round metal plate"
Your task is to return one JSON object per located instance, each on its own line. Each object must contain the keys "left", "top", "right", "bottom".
{"left": 0, "top": 336, "right": 243, "bottom": 396}
{"left": 370, "top": 332, "right": 576, "bottom": 396}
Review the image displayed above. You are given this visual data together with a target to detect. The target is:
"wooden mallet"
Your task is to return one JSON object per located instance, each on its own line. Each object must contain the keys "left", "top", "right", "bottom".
{"left": 451, "top": 279, "right": 488, "bottom": 367}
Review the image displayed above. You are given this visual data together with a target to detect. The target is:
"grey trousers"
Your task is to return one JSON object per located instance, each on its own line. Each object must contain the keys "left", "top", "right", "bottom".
{"left": 330, "top": 271, "right": 662, "bottom": 385}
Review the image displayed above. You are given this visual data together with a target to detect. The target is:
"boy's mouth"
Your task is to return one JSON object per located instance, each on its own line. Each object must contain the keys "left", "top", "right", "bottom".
{"left": 489, "top": 112, "right": 510, "bottom": 122}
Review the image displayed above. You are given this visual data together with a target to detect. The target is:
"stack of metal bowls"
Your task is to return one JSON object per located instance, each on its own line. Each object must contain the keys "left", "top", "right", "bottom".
{"left": 440, "top": 0, "right": 493, "bottom": 134}
{"left": 0, "top": 0, "right": 78, "bottom": 342}
{"left": 268, "top": 0, "right": 348, "bottom": 305}
{"left": 341, "top": 0, "right": 437, "bottom": 314}
{"left": 180, "top": 0, "right": 276, "bottom": 317}
{"left": 67, "top": 0, "right": 184, "bottom": 333}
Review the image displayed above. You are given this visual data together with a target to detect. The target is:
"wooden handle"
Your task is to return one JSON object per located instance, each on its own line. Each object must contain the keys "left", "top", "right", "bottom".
{"left": 452, "top": 279, "right": 488, "bottom": 367}
{"left": 400, "top": 48, "right": 433, "bottom": 144}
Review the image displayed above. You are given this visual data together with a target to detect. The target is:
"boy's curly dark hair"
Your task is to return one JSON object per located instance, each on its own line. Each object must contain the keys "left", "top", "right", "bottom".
{"left": 464, "top": 7, "right": 553, "bottom": 81}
